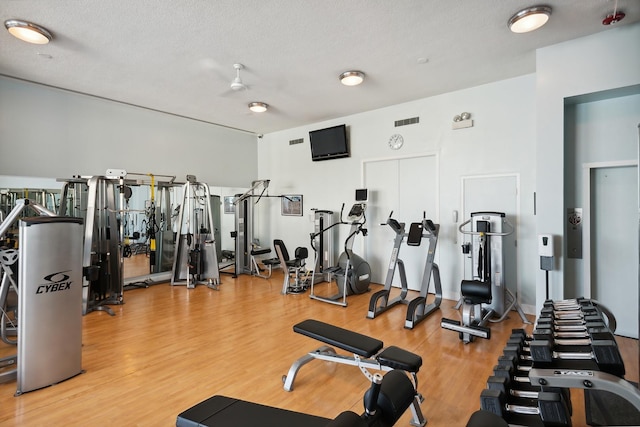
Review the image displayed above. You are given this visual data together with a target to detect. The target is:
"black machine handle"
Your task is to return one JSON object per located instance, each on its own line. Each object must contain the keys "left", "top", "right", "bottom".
{"left": 382, "top": 210, "right": 403, "bottom": 234}
{"left": 363, "top": 373, "right": 383, "bottom": 417}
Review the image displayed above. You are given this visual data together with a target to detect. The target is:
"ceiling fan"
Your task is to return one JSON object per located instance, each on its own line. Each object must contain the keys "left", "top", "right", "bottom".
{"left": 229, "top": 63, "right": 248, "bottom": 91}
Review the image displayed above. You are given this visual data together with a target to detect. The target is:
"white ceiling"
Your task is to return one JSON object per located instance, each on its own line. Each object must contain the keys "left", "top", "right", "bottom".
{"left": 1, "top": 1, "right": 638, "bottom": 135}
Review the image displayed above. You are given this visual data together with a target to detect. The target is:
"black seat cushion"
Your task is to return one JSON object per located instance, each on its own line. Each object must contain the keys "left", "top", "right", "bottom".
{"left": 461, "top": 279, "right": 491, "bottom": 304}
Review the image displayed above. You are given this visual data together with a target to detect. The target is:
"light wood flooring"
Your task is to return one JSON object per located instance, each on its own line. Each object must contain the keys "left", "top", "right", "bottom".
{"left": 0, "top": 270, "right": 638, "bottom": 426}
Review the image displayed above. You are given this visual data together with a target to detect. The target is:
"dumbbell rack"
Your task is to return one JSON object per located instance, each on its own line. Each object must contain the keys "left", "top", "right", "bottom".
{"left": 479, "top": 298, "right": 640, "bottom": 426}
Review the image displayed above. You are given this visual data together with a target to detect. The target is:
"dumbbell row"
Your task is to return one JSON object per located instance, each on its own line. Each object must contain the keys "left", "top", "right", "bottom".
{"left": 538, "top": 304, "right": 605, "bottom": 322}
{"left": 497, "top": 342, "right": 575, "bottom": 413}
{"left": 537, "top": 320, "right": 608, "bottom": 334}
{"left": 487, "top": 374, "right": 571, "bottom": 408}
{"left": 543, "top": 297, "right": 596, "bottom": 311}
{"left": 509, "top": 329, "right": 625, "bottom": 377}
{"left": 512, "top": 326, "right": 615, "bottom": 347}
{"left": 532, "top": 327, "right": 614, "bottom": 345}
{"left": 480, "top": 388, "right": 571, "bottom": 426}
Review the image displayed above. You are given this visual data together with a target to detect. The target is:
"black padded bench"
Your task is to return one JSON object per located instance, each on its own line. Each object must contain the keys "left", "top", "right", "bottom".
{"left": 176, "top": 395, "right": 331, "bottom": 427}
{"left": 283, "top": 319, "right": 426, "bottom": 427}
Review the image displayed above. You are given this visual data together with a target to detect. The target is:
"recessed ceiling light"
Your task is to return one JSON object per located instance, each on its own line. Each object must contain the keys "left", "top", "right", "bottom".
{"left": 508, "top": 6, "right": 552, "bottom": 33}
{"left": 339, "top": 71, "right": 365, "bottom": 86}
{"left": 4, "top": 19, "right": 52, "bottom": 44}
{"left": 248, "top": 102, "right": 268, "bottom": 113}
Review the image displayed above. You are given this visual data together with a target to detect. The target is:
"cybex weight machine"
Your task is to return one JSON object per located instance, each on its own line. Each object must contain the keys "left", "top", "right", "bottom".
{"left": 441, "top": 211, "right": 530, "bottom": 343}
{"left": 0, "top": 199, "right": 84, "bottom": 394}
{"left": 230, "top": 179, "right": 275, "bottom": 278}
{"left": 59, "top": 173, "right": 124, "bottom": 315}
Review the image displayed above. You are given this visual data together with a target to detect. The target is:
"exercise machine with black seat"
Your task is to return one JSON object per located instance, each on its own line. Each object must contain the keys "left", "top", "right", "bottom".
{"left": 222, "top": 179, "right": 290, "bottom": 280}
{"left": 310, "top": 189, "right": 371, "bottom": 307}
{"left": 273, "top": 238, "right": 309, "bottom": 294}
{"left": 367, "top": 211, "right": 442, "bottom": 329}
{"left": 441, "top": 211, "right": 530, "bottom": 343}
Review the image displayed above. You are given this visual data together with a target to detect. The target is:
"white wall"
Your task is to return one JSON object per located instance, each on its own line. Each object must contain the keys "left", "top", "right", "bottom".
{"left": 536, "top": 23, "right": 640, "bottom": 311}
{"left": 0, "top": 76, "right": 259, "bottom": 187}
{"left": 259, "top": 74, "right": 538, "bottom": 310}
{"left": 563, "top": 94, "right": 640, "bottom": 294}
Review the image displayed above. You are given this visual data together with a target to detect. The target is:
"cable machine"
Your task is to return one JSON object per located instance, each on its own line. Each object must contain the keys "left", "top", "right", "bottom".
{"left": 310, "top": 209, "right": 337, "bottom": 285}
{"left": 230, "top": 179, "right": 273, "bottom": 278}
{"left": 116, "top": 171, "right": 180, "bottom": 286}
{"left": 58, "top": 172, "right": 124, "bottom": 315}
{"left": 171, "top": 175, "right": 220, "bottom": 289}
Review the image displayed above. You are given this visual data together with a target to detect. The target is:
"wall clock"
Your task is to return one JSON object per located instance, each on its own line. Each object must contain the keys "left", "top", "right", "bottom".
{"left": 388, "top": 134, "right": 404, "bottom": 150}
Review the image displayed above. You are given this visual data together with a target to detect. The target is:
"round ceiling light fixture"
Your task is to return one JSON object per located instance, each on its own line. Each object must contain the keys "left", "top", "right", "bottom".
{"left": 508, "top": 6, "right": 552, "bottom": 33}
{"left": 339, "top": 70, "right": 365, "bottom": 86}
{"left": 4, "top": 19, "right": 52, "bottom": 44}
{"left": 248, "top": 102, "right": 268, "bottom": 113}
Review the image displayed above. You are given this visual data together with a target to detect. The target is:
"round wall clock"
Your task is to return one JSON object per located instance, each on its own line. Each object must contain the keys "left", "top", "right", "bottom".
{"left": 388, "top": 134, "right": 404, "bottom": 150}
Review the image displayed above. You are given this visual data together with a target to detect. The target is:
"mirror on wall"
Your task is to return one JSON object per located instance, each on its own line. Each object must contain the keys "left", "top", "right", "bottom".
{"left": 0, "top": 175, "right": 247, "bottom": 285}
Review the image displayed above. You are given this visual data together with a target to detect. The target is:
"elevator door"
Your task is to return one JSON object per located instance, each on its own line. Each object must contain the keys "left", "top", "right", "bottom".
{"left": 591, "top": 165, "right": 638, "bottom": 338}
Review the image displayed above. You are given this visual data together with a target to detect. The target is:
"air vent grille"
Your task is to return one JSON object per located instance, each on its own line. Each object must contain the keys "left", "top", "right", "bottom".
{"left": 394, "top": 117, "right": 419, "bottom": 127}
{"left": 289, "top": 138, "right": 304, "bottom": 145}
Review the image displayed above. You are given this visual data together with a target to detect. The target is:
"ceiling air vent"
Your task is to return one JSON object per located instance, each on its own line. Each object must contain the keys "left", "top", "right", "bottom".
{"left": 289, "top": 138, "right": 304, "bottom": 145}
{"left": 394, "top": 117, "right": 419, "bottom": 127}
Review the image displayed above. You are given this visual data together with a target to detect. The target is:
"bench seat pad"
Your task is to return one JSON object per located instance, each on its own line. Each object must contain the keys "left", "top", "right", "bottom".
{"left": 377, "top": 346, "right": 422, "bottom": 372}
{"left": 294, "top": 319, "right": 383, "bottom": 357}
{"left": 177, "top": 395, "right": 329, "bottom": 427}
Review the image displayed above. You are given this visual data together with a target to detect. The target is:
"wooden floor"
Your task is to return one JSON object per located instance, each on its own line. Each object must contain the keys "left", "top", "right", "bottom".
{"left": 0, "top": 271, "right": 638, "bottom": 426}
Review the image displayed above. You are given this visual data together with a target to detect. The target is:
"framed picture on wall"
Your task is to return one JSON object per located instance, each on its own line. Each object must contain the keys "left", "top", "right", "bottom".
{"left": 223, "top": 196, "right": 236, "bottom": 214}
{"left": 281, "top": 195, "right": 303, "bottom": 216}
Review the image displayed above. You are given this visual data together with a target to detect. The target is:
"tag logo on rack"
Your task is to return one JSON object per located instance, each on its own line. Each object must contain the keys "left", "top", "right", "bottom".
{"left": 36, "top": 270, "right": 73, "bottom": 294}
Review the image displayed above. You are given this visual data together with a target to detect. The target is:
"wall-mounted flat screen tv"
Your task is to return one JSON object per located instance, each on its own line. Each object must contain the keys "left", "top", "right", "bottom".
{"left": 309, "top": 124, "right": 349, "bottom": 161}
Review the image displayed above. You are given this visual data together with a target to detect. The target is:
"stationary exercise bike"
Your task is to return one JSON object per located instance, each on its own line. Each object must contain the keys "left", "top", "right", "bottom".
{"left": 310, "top": 191, "right": 371, "bottom": 307}
{"left": 367, "top": 211, "right": 443, "bottom": 329}
{"left": 441, "top": 211, "right": 530, "bottom": 343}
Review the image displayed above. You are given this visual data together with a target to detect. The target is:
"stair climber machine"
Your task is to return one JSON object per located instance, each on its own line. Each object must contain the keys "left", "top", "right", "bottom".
{"left": 367, "top": 211, "right": 443, "bottom": 329}
{"left": 310, "top": 189, "right": 371, "bottom": 307}
{"left": 441, "top": 212, "right": 530, "bottom": 343}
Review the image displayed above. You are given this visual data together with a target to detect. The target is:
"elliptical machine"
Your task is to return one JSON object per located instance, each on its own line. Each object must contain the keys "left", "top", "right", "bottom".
{"left": 441, "top": 211, "right": 530, "bottom": 343}
{"left": 310, "top": 190, "right": 371, "bottom": 307}
{"left": 367, "top": 211, "right": 442, "bottom": 329}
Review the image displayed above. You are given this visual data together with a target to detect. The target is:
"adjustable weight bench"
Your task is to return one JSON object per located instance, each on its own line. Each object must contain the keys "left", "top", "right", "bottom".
{"left": 283, "top": 319, "right": 426, "bottom": 427}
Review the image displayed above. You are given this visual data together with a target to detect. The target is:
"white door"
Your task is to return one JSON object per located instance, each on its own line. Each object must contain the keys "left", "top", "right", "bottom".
{"left": 461, "top": 175, "right": 519, "bottom": 296}
{"left": 591, "top": 165, "right": 638, "bottom": 338}
{"left": 363, "top": 155, "right": 437, "bottom": 289}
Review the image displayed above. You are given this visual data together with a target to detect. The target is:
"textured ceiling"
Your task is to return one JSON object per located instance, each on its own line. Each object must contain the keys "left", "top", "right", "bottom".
{"left": 1, "top": 1, "right": 638, "bottom": 135}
